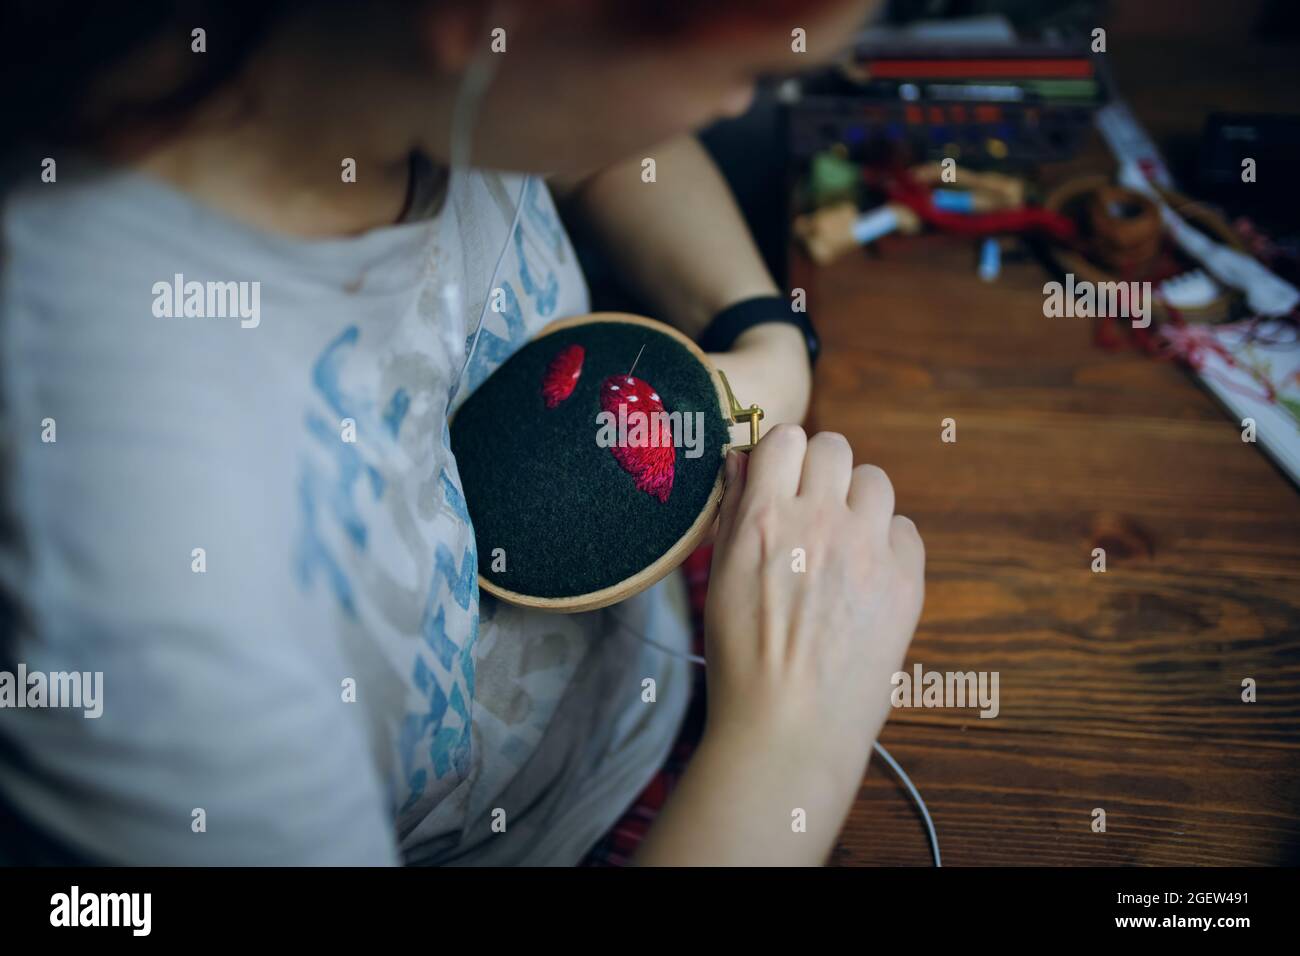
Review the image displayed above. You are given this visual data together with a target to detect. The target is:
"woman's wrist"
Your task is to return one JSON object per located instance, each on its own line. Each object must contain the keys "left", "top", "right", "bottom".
{"left": 732, "top": 320, "right": 810, "bottom": 360}
{"left": 708, "top": 322, "right": 812, "bottom": 432}
{"left": 705, "top": 693, "right": 870, "bottom": 803}
{"left": 636, "top": 719, "right": 854, "bottom": 866}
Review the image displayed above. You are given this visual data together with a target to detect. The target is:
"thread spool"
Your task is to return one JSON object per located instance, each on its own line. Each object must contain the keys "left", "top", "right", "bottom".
{"left": 1086, "top": 185, "right": 1161, "bottom": 272}
{"left": 910, "top": 162, "right": 1026, "bottom": 210}
{"left": 1043, "top": 174, "right": 1245, "bottom": 324}
{"left": 794, "top": 201, "right": 922, "bottom": 266}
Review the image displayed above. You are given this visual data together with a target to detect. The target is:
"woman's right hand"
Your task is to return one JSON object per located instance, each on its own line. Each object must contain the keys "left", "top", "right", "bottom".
{"left": 637, "top": 425, "right": 924, "bottom": 865}
{"left": 704, "top": 425, "right": 925, "bottom": 796}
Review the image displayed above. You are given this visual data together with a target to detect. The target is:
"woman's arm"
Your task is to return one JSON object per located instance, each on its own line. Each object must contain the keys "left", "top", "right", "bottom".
{"left": 552, "top": 135, "right": 812, "bottom": 435}
{"left": 555, "top": 142, "right": 923, "bottom": 865}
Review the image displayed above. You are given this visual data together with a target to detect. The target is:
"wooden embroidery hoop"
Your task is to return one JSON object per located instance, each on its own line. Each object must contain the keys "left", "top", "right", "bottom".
{"left": 474, "top": 312, "right": 762, "bottom": 613}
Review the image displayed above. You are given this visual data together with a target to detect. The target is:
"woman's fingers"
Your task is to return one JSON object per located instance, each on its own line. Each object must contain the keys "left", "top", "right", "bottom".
{"left": 740, "top": 423, "right": 806, "bottom": 507}
{"left": 798, "top": 431, "right": 853, "bottom": 502}
{"left": 889, "top": 514, "right": 925, "bottom": 577}
{"left": 714, "top": 450, "right": 749, "bottom": 547}
{"left": 848, "top": 462, "right": 896, "bottom": 539}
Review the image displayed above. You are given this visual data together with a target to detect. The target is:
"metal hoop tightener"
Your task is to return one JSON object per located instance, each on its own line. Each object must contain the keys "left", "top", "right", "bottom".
{"left": 716, "top": 370, "right": 764, "bottom": 453}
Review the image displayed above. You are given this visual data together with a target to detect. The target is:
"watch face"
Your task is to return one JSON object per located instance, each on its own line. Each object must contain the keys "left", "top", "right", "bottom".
{"left": 450, "top": 314, "right": 730, "bottom": 611}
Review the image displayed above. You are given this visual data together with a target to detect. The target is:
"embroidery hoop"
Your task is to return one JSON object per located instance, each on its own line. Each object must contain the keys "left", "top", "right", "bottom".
{"left": 464, "top": 312, "right": 761, "bottom": 614}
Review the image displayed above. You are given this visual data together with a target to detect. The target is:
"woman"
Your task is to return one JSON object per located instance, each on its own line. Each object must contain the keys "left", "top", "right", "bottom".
{"left": 0, "top": 0, "right": 923, "bottom": 865}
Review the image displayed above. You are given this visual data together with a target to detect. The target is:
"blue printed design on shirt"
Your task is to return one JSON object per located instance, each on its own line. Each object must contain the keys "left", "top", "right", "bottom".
{"left": 382, "top": 388, "right": 410, "bottom": 439}
{"left": 296, "top": 328, "right": 387, "bottom": 609}
{"left": 457, "top": 281, "right": 528, "bottom": 399}
{"left": 513, "top": 224, "right": 558, "bottom": 317}
{"left": 296, "top": 324, "right": 479, "bottom": 813}
{"left": 439, "top": 471, "right": 468, "bottom": 527}
{"left": 525, "top": 177, "right": 564, "bottom": 252}
{"left": 295, "top": 469, "right": 357, "bottom": 617}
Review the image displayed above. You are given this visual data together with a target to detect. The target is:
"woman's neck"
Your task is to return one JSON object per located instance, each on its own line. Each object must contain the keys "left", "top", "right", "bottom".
{"left": 126, "top": 32, "right": 446, "bottom": 238}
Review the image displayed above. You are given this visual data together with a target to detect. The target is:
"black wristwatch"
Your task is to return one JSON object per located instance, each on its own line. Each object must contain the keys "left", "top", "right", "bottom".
{"left": 697, "top": 295, "right": 820, "bottom": 367}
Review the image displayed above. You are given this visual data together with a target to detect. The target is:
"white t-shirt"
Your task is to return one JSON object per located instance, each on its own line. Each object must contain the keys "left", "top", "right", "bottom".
{"left": 0, "top": 161, "right": 691, "bottom": 865}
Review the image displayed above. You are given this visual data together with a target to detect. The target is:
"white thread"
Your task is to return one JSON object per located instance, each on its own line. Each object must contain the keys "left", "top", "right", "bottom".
{"left": 619, "top": 621, "right": 707, "bottom": 666}
{"left": 612, "top": 609, "right": 941, "bottom": 866}
{"left": 869, "top": 739, "right": 942, "bottom": 867}
{"left": 442, "top": 17, "right": 530, "bottom": 403}
{"left": 451, "top": 174, "right": 528, "bottom": 401}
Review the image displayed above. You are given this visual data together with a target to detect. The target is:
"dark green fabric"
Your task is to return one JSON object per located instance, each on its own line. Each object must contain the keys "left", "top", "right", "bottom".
{"left": 451, "top": 321, "right": 728, "bottom": 599}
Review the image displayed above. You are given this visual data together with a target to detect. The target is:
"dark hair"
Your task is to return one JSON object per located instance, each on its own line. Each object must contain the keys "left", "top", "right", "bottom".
{"left": 1, "top": 1, "right": 289, "bottom": 159}
{"left": 2, "top": 0, "right": 842, "bottom": 160}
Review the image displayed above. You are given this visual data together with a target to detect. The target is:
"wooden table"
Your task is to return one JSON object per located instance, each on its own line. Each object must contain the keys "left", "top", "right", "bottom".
{"left": 806, "top": 213, "right": 1300, "bottom": 866}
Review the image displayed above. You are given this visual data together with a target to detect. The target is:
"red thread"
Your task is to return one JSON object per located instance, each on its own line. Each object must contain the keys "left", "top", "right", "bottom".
{"left": 600, "top": 374, "right": 675, "bottom": 503}
{"left": 542, "top": 344, "right": 584, "bottom": 408}
{"left": 874, "top": 165, "right": 1078, "bottom": 242}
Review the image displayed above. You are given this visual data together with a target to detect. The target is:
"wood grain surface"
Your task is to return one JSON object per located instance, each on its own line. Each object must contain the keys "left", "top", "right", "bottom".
{"left": 804, "top": 220, "right": 1300, "bottom": 867}
{"left": 797, "top": 16, "right": 1300, "bottom": 864}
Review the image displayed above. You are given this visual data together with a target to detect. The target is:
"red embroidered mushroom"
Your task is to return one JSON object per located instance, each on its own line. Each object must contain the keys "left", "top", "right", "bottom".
{"left": 541, "top": 344, "right": 584, "bottom": 408}
{"left": 600, "top": 373, "right": 675, "bottom": 503}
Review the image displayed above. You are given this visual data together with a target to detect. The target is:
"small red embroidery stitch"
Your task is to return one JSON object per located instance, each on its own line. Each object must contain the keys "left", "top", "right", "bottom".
{"left": 600, "top": 374, "right": 675, "bottom": 503}
{"left": 542, "top": 344, "right": 584, "bottom": 408}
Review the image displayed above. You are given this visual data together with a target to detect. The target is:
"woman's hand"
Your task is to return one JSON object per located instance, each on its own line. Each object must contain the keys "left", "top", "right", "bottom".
{"left": 636, "top": 426, "right": 925, "bottom": 865}
{"left": 706, "top": 426, "right": 924, "bottom": 787}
